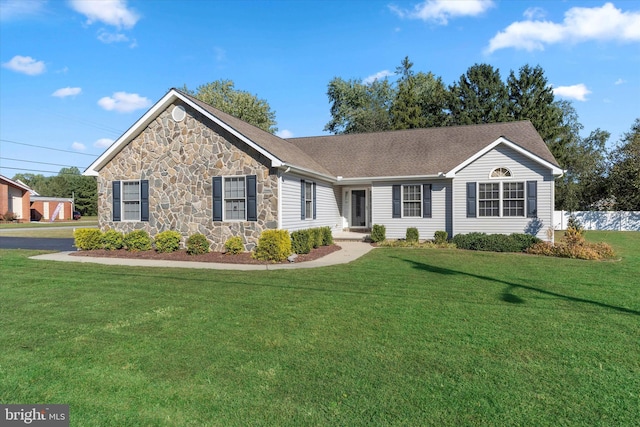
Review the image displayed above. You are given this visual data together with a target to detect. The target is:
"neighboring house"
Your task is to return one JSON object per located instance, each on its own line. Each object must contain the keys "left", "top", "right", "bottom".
{"left": 0, "top": 174, "right": 31, "bottom": 221}
{"left": 30, "top": 196, "right": 74, "bottom": 222}
{"left": 85, "top": 88, "right": 563, "bottom": 251}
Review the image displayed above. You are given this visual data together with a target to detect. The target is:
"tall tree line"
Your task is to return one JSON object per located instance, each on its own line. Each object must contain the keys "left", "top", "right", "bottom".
{"left": 12, "top": 167, "right": 97, "bottom": 216}
{"left": 324, "top": 57, "right": 638, "bottom": 211}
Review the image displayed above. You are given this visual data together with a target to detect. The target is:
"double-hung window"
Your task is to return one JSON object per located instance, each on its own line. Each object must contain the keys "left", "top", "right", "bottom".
{"left": 402, "top": 184, "right": 422, "bottom": 217}
{"left": 212, "top": 175, "right": 257, "bottom": 222}
{"left": 224, "top": 177, "right": 246, "bottom": 220}
{"left": 503, "top": 182, "right": 525, "bottom": 217}
{"left": 112, "top": 180, "right": 149, "bottom": 222}
{"left": 468, "top": 168, "right": 534, "bottom": 218}
{"left": 122, "top": 181, "right": 141, "bottom": 220}
{"left": 305, "top": 181, "right": 313, "bottom": 219}
{"left": 478, "top": 183, "right": 500, "bottom": 217}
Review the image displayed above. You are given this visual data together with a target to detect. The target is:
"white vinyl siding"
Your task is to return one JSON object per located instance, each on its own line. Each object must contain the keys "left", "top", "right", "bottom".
{"left": 372, "top": 180, "right": 451, "bottom": 240}
{"left": 453, "top": 144, "right": 554, "bottom": 240}
{"left": 280, "top": 172, "right": 341, "bottom": 232}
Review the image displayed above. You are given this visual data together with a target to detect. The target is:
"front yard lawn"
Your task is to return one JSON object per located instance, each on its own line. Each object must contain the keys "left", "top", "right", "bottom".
{"left": 1, "top": 231, "right": 638, "bottom": 426}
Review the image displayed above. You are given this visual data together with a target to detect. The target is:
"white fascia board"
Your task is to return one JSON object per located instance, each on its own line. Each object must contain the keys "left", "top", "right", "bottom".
{"left": 338, "top": 174, "right": 445, "bottom": 185}
{"left": 445, "top": 137, "right": 564, "bottom": 178}
{"left": 84, "top": 89, "right": 283, "bottom": 176}
{"left": 280, "top": 164, "right": 336, "bottom": 183}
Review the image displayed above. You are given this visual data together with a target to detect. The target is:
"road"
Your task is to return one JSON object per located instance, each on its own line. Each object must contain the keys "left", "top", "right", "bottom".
{"left": 0, "top": 236, "right": 75, "bottom": 251}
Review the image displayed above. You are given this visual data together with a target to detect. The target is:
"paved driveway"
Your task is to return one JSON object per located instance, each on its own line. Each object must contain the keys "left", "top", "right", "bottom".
{"left": 0, "top": 237, "right": 75, "bottom": 251}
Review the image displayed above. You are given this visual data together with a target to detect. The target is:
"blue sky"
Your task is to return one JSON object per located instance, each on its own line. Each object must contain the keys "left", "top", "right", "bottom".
{"left": 1, "top": 0, "right": 639, "bottom": 178}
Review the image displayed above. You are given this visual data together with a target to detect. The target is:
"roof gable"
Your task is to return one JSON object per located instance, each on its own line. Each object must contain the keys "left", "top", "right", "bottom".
{"left": 84, "top": 89, "right": 332, "bottom": 177}
{"left": 0, "top": 174, "right": 31, "bottom": 192}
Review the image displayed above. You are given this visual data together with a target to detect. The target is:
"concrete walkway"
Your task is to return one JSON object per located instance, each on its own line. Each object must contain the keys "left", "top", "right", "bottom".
{"left": 30, "top": 241, "right": 375, "bottom": 270}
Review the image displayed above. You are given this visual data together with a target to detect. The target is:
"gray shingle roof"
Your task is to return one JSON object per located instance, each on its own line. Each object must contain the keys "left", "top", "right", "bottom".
{"left": 178, "top": 91, "right": 334, "bottom": 176}
{"left": 286, "top": 121, "right": 560, "bottom": 178}
{"left": 179, "top": 90, "right": 559, "bottom": 180}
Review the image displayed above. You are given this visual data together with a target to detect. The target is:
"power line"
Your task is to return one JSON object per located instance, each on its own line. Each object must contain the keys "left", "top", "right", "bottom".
{"left": 0, "top": 166, "right": 88, "bottom": 175}
{"left": 0, "top": 157, "right": 86, "bottom": 169}
{"left": 0, "top": 139, "right": 99, "bottom": 157}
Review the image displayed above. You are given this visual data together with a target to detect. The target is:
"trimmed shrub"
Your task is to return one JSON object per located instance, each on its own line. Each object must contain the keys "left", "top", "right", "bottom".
{"left": 370, "top": 224, "right": 386, "bottom": 243}
{"left": 123, "top": 230, "right": 152, "bottom": 252}
{"left": 74, "top": 228, "right": 103, "bottom": 250}
{"left": 309, "top": 228, "right": 322, "bottom": 249}
{"left": 453, "top": 232, "right": 541, "bottom": 253}
{"left": 434, "top": 230, "right": 448, "bottom": 244}
{"left": 101, "top": 229, "right": 124, "bottom": 250}
{"left": 224, "top": 236, "right": 244, "bottom": 254}
{"left": 154, "top": 230, "right": 181, "bottom": 253}
{"left": 321, "top": 226, "right": 334, "bottom": 246}
{"left": 186, "top": 233, "right": 210, "bottom": 255}
{"left": 3, "top": 211, "right": 17, "bottom": 221}
{"left": 291, "top": 229, "right": 312, "bottom": 254}
{"left": 253, "top": 230, "right": 291, "bottom": 262}
{"left": 406, "top": 227, "right": 419, "bottom": 243}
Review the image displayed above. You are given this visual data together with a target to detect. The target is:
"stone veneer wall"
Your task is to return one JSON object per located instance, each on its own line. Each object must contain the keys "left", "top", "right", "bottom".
{"left": 97, "top": 101, "right": 279, "bottom": 252}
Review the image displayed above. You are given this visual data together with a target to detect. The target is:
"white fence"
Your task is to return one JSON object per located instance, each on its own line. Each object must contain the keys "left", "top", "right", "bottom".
{"left": 554, "top": 211, "right": 640, "bottom": 231}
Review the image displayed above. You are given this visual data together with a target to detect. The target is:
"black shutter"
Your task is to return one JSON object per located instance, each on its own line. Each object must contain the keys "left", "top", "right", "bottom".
{"left": 300, "top": 179, "right": 306, "bottom": 220}
{"left": 212, "top": 176, "right": 223, "bottom": 221}
{"left": 313, "top": 182, "right": 317, "bottom": 220}
{"left": 527, "top": 181, "right": 537, "bottom": 218}
{"left": 423, "top": 184, "right": 432, "bottom": 218}
{"left": 112, "top": 181, "right": 121, "bottom": 222}
{"left": 246, "top": 175, "right": 257, "bottom": 221}
{"left": 392, "top": 185, "right": 401, "bottom": 218}
{"left": 467, "top": 182, "right": 476, "bottom": 218}
{"left": 140, "top": 180, "right": 149, "bottom": 222}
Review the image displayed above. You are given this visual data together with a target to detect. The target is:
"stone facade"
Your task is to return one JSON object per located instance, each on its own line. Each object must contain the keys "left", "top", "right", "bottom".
{"left": 98, "top": 101, "right": 279, "bottom": 251}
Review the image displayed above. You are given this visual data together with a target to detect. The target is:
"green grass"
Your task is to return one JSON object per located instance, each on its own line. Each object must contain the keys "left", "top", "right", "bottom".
{"left": 0, "top": 216, "right": 98, "bottom": 229}
{"left": 1, "top": 231, "right": 638, "bottom": 426}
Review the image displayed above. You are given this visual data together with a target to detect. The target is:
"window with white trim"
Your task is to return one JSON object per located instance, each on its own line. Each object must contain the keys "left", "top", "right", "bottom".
{"left": 402, "top": 184, "right": 422, "bottom": 217}
{"left": 503, "top": 182, "right": 525, "bottom": 216}
{"left": 478, "top": 183, "right": 500, "bottom": 217}
{"left": 224, "top": 176, "right": 246, "bottom": 220}
{"left": 122, "top": 181, "right": 141, "bottom": 220}
{"left": 490, "top": 167, "right": 512, "bottom": 178}
{"left": 305, "top": 181, "right": 313, "bottom": 219}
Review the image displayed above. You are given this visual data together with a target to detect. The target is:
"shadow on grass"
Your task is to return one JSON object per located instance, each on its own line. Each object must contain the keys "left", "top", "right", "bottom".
{"left": 396, "top": 256, "right": 640, "bottom": 316}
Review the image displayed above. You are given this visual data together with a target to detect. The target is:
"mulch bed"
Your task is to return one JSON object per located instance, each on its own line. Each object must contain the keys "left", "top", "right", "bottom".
{"left": 70, "top": 244, "right": 342, "bottom": 264}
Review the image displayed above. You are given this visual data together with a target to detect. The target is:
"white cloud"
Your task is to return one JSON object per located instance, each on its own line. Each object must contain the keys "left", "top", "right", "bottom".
{"left": 97, "top": 29, "right": 129, "bottom": 44}
{"left": 363, "top": 70, "right": 394, "bottom": 85}
{"left": 614, "top": 78, "right": 626, "bottom": 85}
{"left": 0, "top": 0, "right": 47, "bottom": 21}
{"left": 69, "top": 0, "right": 139, "bottom": 29}
{"left": 2, "top": 55, "right": 46, "bottom": 75}
{"left": 390, "top": 0, "right": 494, "bottom": 24}
{"left": 71, "top": 142, "right": 86, "bottom": 151}
{"left": 523, "top": 7, "right": 546, "bottom": 20}
{"left": 98, "top": 91, "right": 151, "bottom": 112}
{"left": 52, "top": 87, "right": 82, "bottom": 98}
{"left": 94, "top": 138, "right": 114, "bottom": 148}
{"left": 553, "top": 84, "right": 591, "bottom": 102}
{"left": 276, "top": 129, "right": 294, "bottom": 139}
{"left": 487, "top": 2, "right": 640, "bottom": 53}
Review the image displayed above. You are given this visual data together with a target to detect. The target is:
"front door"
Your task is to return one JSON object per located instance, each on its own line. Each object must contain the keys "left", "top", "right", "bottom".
{"left": 351, "top": 190, "right": 367, "bottom": 228}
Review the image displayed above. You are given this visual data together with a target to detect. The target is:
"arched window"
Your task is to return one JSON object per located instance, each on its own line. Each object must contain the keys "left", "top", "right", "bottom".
{"left": 490, "top": 167, "right": 512, "bottom": 178}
